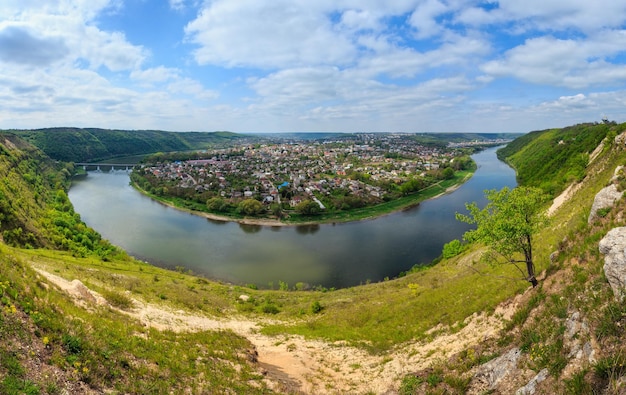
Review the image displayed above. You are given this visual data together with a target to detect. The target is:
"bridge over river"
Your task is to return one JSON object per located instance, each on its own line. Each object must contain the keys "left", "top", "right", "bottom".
{"left": 75, "top": 163, "right": 144, "bottom": 171}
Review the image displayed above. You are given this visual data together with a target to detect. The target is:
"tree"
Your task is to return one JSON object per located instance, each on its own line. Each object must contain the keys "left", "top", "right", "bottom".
{"left": 206, "top": 197, "right": 229, "bottom": 212}
{"left": 442, "top": 167, "right": 455, "bottom": 180}
{"left": 455, "top": 186, "right": 548, "bottom": 287}
{"left": 295, "top": 200, "right": 321, "bottom": 215}
{"left": 237, "top": 199, "right": 264, "bottom": 216}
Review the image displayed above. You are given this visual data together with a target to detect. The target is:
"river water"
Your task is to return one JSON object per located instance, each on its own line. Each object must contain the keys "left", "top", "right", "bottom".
{"left": 68, "top": 146, "right": 516, "bottom": 289}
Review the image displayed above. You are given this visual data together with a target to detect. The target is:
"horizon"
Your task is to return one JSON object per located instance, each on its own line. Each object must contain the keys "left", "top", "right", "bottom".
{"left": 7, "top": 126, "right": 526, "bottom": 135}
{"left": 1, "top": 2, "right": 625, "bottom": 133}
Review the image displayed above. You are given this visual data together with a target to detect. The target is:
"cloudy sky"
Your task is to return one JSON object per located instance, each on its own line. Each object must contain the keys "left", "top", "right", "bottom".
{"left": 1, "top": 1, "right": 626, "bottom": 133}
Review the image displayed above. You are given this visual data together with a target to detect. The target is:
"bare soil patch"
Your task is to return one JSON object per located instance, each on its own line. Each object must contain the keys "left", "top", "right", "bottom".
{"left": 35, "top": 267, "right": 520, "bottom": 394}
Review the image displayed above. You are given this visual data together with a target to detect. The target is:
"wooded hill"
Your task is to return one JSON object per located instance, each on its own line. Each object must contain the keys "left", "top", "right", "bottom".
{"left": 497, "top": 122, "right": 613, "bottom": 196}
{"left": 2, "top": 122, "right": 626, "bottom": 393}
{"left": 8, "top": 127, "right": 249, "bottom": 162}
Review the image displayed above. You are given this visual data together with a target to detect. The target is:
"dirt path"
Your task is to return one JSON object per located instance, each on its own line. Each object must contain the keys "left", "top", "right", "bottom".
{"left": 35, "top": 268, "right": 520, "bottom": 394}
{"left": 548, "top": 182, "right": 581, "bottom": 216}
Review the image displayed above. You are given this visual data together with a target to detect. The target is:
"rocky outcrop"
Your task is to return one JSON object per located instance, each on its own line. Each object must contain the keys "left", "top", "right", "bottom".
{"left": 471, "top": 348, "right": 521, "bottom": 391}
{"left": 588, "top": 166, "right": 624, "bottom": 224}
{"left": 515, "top": 369, "right": 548, "bottom": 395}
{"left": 599, "top": 227, "right": 626, "bottom": 301}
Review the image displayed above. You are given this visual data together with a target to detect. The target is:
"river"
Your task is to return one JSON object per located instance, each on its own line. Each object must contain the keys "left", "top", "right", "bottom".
{"left": 68, "top": 146, "right": 516, "bottom": 289}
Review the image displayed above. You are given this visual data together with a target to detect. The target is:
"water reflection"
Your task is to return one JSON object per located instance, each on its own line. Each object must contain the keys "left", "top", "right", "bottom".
{"left": 239, "top": 224, "right": 262, "bottom": 234}
{"left": 295, "top": 224, "right": 320, "bottom": 235}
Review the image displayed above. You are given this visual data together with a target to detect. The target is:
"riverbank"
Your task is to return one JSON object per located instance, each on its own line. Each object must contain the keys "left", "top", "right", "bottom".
{"left": 130, "top": 168, "right": 476, "bottom": 227}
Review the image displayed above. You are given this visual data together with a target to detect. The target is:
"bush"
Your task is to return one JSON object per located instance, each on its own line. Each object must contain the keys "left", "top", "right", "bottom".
{"left": 102, "top": 290, "right": 134, "bottom": 310}
{"left": 442, "top": 239, "right": 464, "bottom": 259}
{"left": 311, "top": 301, "right": 323, "bottom": 314}
{"left": 261, "top": 302, "right": 280, "bottom": 314}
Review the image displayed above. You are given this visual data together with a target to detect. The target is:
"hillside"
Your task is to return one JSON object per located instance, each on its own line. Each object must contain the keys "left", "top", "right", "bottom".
{"left": 8, "top": 128, "right": 250, "bottom": 162}
{"left": 2, "top": 123, "right": 626, "bottom": 393}
{"left": 497, "top": 122, "right": 612, "bottom": 196}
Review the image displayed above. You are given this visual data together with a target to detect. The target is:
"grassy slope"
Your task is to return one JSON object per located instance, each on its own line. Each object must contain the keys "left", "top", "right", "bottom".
{"left": 0, "top": 245, "right": 270, "bottom": 394}
{"left": 497, "top": 122, "right": 611, "bottom": 196}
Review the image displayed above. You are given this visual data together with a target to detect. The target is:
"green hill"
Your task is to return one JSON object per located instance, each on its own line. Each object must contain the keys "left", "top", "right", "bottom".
{"left": 9, "top": 127, "right": 250, "bottom": 162}
{"left": 2, "top": 123, "right": 626, "bottom": 393}
{"left": 497, "top": 122, "right": 613, "bottom": 196}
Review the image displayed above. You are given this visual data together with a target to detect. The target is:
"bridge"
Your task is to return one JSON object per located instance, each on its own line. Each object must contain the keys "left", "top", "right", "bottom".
{"left": 74, "top": 163, "right": 143, "bottom": 171}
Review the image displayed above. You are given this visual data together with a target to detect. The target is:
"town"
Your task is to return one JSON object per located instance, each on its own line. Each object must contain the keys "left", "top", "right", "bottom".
{"left": 131, "top": 133, "right": 503, "bottom": 219}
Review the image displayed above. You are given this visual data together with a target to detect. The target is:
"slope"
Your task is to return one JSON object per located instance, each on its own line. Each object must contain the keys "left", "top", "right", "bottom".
{"left": 497, "top": 122, "right": 612, "bottom": 196}
{"left": 10, "top": 127, "right": 250, "bottom": 162}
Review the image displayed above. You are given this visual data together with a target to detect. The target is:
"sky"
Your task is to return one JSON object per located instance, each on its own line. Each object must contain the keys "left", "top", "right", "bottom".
{"left": 1, "top": 1, "right": 626, "bottom": 133}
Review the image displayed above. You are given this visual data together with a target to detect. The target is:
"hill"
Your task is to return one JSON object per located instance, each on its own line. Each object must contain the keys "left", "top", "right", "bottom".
{"left": 496, "top": 122, "right": 612, "bottom": 196}
{"left": 2, "top": 122, "right": 626, "bottom": 393}
{"left": 8, "top": 127, "right": 251, "bottom": 162}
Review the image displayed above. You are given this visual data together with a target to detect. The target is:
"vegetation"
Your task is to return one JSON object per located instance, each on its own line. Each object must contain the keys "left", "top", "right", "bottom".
{"left": 456, "top": 186, "right": 549, "bottom": 287}
{"left": 10, "top": 127, "right": 252, "bottom": 163}
{"left": 3, "top": 122, "right": 626, "bottom": 393}
{"left": 497, "top": 122, "right": 611, "bottom": 196}
{"left": 0, "top": 245, "right": 270, "bottom": 394}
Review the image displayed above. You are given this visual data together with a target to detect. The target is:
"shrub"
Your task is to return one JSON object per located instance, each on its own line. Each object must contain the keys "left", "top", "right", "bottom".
{"left": 261, "top": 302, "right": 280, "bottom": 314}
{"left": 442, "top": 239, "right": 464, "bottom": 259}
{"left": 311, "top": 301, "right": 323, "bottom": 314}
{"left": 102, "top": 290, "right": 134, "bottom": 310}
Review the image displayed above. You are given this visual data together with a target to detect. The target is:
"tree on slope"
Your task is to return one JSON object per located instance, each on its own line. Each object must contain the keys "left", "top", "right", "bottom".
{"left": 456, "top": 186, "right": 548, "bottom": 287}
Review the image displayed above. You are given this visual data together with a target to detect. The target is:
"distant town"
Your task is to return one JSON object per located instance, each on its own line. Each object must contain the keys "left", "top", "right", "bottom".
{"left": 131, "top": 133, "right": 510, "bottom": 220}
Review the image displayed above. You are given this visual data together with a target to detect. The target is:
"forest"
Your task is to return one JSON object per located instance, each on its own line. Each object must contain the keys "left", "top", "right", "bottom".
{"left": 8, "top": 128, "right": 251, "bottom": 162}
{"left": 497, "top": 122, "right": 613, "bottom": 196}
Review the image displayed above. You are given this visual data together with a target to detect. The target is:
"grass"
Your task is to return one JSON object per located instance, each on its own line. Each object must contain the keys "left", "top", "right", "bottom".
{"left": 14, "top": 232, "right": 529, "bottom": 354}
{"left": 0, "top": 245, "right": 271, "bottom": 394}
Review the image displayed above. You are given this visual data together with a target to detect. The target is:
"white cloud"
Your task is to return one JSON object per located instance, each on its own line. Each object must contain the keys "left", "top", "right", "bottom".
{"left": 167, "top": 78, "right": 220, "bottom": 101}
{"left": 3, "top": 0, "right": 626, "bottom": 133}
{"left": 184, "top": 1, "right": 357, "bottom": 69}
{"left": 130, "top": 66, "right": 181, "bottom": 84}
{"left": 496, "top": 0, "right": 626, "bottom": 32}
{"left": 0, "top": 1, "right": 146, "bottom": 72}
{"left": 75, "top": 26, "right": 146, "bottom": 71}
{"left": 481, "top": 33, "right": 626, "bottom": 88}
{"left": 457, "top": 1, "right": 626, "bottom": 33}
{"left": 409, "top": 0, "right": 448, "bottom": 39}
{"left": 169, "top": 0, "right": 185, "bottom": 11}
{"left": 0, "top": 26, "right": 69, "bottom": 66}
{"left": 543, "top": 93, "right": 594, "bottom": 110}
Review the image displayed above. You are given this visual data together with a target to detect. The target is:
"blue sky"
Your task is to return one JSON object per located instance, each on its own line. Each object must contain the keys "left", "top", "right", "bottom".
{"left": 1, "top": 1, "right": 626, "bottom": 133}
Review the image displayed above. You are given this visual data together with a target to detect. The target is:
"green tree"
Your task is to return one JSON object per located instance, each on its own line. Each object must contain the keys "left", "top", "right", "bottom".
{"left": 295, "top": 200, "right": 320, "bottom": 215}
{"left": 206, "top": 197, "right": 229, "bottom": 212}
{"left": 270, "top": 203, "right": 283, "bottom": 218}
{"left": 456, "top": 187, "right": 548, "bottom": 287}
{"left": 442, "top": 167, "right": 455, "bottom": 180}
{"left": 442, "top": 239, "right": 464, "bottom": 259}
{"left": 237, "top": 199, "right": 264, "bottom": 216}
